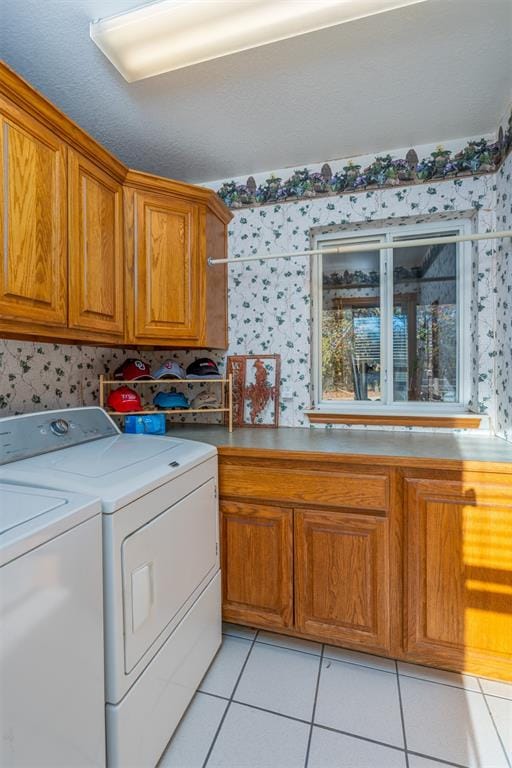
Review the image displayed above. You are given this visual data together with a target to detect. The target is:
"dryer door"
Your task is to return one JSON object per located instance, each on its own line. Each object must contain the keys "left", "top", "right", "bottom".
{"left": 122, "top": 478, "right": 218, "bottom": 673}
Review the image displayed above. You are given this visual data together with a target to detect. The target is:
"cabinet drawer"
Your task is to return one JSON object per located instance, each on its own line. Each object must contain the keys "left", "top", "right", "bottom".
{"left": 220, "top": 461, "right": 389, "bottom": 512}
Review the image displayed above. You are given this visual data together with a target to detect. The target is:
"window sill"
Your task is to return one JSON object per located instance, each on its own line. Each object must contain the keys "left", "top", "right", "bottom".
{"left": 305, "top": 410, "right": 483, "bottom": 429}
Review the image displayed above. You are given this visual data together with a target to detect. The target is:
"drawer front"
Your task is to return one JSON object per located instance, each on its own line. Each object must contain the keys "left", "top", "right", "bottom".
{"left": 220, "top": 462, "right": 389, "bottom": 512}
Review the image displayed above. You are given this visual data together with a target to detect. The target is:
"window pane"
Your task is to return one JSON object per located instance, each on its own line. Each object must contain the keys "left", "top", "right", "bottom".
{"left": 392, "top": 235, "right": 457, "bottom": 403}
{"left": 322, "top": 245, "right": 381, "bottom": 402}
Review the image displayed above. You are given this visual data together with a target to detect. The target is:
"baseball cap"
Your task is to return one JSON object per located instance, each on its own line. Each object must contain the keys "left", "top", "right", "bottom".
{"left": 153, "top": 390, "right": 190, "bottom": 410}
{"left": 113, "top": 358, "right": 152, "bottom": 381}
{"left": 190, "top": 391, "right": 220, "bottom": 409}
{"left": 186, "top": 358, "right": 221, "bottom": 379}
{"left": 107, "top": 386, "right": 142, "bottom": 412}
{"left": 152, "top": 360, "right": 186, "bottom": 380}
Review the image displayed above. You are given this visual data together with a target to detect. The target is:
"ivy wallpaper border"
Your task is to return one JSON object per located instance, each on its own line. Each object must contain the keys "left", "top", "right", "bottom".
{"left": 217, "top": 112, "right": 512, "bottom": 211}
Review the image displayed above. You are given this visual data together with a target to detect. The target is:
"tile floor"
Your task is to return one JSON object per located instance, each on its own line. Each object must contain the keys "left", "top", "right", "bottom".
{"left": 159, "top": 623, "right": 512, "bottom": 768}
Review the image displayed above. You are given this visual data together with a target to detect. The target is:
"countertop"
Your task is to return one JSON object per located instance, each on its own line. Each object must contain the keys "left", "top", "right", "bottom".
{"left": 167, "top": 425, "right": 512, "bottom": 468}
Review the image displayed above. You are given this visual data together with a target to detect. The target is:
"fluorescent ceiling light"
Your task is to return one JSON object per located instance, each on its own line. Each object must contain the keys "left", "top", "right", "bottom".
{"left": 90, "top": 0, "right": 427, "bottom": 82}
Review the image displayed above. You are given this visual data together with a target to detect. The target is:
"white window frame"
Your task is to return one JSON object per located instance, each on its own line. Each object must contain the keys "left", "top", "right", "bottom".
{"left": 311, "top": 220, "right": 471, "bottom": 413}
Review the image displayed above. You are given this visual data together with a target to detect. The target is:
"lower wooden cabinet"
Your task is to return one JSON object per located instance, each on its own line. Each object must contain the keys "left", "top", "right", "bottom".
{"left": 220, "top": 499, "right": 391, "bottom": 652}
{"left": 295, "top": 509, "right": 390, "bottom": 653}
{"left": 219, "top": 456, "right": 512, "bottom": 680}
{"left": 221, "top": 501, "right": 293, "bottom": 629}
{"left": 405, "top": 476, "right": 512, "bottom": 679}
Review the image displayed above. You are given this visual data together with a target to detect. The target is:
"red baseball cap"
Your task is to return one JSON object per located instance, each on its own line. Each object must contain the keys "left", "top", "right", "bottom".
{"left": 114, "top": 358, "right": 152, "bottom": 381}
{"left": 107, "top": 386, "right": 142, "bottom": 413}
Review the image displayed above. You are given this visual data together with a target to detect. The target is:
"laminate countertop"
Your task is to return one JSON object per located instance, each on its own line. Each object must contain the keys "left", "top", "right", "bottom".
{"left": 167, "top": 424, "right": 512, "bottom": 469}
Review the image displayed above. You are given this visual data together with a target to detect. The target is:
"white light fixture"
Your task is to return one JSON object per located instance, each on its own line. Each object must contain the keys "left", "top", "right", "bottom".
{"left": 90, "top": 0, "right": 427, "bottom": 82}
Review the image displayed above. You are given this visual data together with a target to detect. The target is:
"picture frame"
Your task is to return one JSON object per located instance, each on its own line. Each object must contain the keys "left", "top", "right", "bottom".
{"left": 226, "top": 354, "right": 281, "bottom": 428}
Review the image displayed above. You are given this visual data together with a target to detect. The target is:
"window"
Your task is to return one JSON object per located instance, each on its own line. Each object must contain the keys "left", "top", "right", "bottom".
{"left": 312, "top": 222, "right": 470, "bottom": 411}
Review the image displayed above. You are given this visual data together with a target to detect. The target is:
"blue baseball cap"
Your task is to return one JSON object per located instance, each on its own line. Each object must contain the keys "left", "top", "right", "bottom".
{"left": 153, "top": 390, "right": 190, "bottom": 410}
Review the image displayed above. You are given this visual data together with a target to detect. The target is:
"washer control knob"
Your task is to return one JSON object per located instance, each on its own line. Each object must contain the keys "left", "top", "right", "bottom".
{"left": 50, "top": 418, "right": 69, "bottom": 436}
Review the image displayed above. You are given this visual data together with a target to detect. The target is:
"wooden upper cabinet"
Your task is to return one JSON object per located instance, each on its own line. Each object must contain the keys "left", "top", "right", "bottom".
{"left": 0, "top": 100, "right": 67, "bottom": 327}
{"left": 405, "top": 476, "right": 512, "bottom": 679}
{"left": 221, "top": 500, "right": 294, "bottom": 629}
{"left": 126, "top": 188, "right": 201, "bottom": 344}
{"left": 295, "top": 508, "right": 391, "bottom": 653}
{"left": 0, "top": 64, "right": 231, "bottom": 346}
{"left": 68, "top": 150, "right": 124, "bottom": 336}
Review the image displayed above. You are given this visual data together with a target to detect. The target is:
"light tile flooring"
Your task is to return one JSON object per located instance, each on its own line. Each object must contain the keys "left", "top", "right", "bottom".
{"left": 159, "top": 624, "right": 512, "bottom": 768}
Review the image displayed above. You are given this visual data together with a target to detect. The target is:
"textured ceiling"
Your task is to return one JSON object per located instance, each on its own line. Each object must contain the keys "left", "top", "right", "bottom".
{"left": 1, "top": 0, "right": 511, "bottom": 183}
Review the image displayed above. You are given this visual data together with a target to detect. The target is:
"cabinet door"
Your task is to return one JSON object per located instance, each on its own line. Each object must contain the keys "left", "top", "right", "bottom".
{"left": 0, "top": 102, "right": 67, "bottom": 326}
{"left": 295, "top": 509, "right": 390, "bottom": 652}
{"left": 68, "top": 151, "right": 123, "bottom": 336}
{"left": 221, "top": 501, "right": 293, "bottom": 629}
{"left": 405, "top": 477, "right": 512, "bottom": 677}
{"left": 130, "top": 190, "right": 200, "bottom": 343}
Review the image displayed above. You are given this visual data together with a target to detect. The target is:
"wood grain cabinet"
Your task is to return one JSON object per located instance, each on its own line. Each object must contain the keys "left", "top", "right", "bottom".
{"left": 405, "top": 475, "right": 512, "bottom": 679}
{"left": 295, "top": 508, "right": 391, "bottom": 653}
{"left": 126, "top": 188, "right": 201, "bottom": 344}
{"left": 218, "top": 453, "right": 512, "bottom": 680}
{"left": 0, "top": 100, "right": 67, "bottom": 329}
{"left": 124, "top": 178, "right": 230, "bottom": 348}
{"left": 68, "top": 150, "right": 124, "bottom": 337}
{"left": 221, "top": 501, "right": 294, "bottom": 629}
{"left": 0, "top": 62, "right": 231, "bottom": 347}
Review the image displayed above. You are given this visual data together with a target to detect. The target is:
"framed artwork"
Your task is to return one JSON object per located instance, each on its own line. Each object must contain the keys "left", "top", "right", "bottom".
{"left": 226, "top": 354, "right": 281, "bottom": 428}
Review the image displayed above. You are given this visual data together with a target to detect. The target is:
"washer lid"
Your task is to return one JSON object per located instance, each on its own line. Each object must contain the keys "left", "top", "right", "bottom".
{"left": 0, "top": 486, "right": 67, "bottom": 533}
{"left": 0, "top": 482, "right": 101, "bottom": 566}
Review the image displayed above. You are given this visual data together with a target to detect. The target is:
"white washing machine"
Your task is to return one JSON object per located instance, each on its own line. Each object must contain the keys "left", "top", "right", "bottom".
{"left": 0, "top": 481, "right": 105, "bottom": 768}
{"left": 0, "top": 407, "right": 221, "bottom": 768}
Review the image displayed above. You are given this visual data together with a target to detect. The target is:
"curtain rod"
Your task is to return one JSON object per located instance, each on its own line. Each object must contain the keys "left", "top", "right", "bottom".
{"left": 208, "top": 229, "right": 512, "bottom": 266}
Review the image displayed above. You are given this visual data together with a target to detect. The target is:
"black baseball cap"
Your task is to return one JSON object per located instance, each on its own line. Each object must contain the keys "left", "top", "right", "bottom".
{"left": 186, "top": 358, "right": 221, "bottom": 379}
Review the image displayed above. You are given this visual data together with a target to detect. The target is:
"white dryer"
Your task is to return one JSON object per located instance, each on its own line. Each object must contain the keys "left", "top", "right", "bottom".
{"left": 0, "top": 482, "right": 105, "bottom": 768}
{"left": 0, "top": 408, "right": 221, "bottom": 768}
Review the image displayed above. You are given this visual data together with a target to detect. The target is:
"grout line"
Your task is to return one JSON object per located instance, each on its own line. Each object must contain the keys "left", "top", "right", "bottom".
{"left": 201, "top": 630, "right": 259, "bottom": 768}
{"left": 231, "top": 699, "right": 311, "bottom": 726}
{"left": 323, "top": 655, "right": 397, "bottom": 675}
{"left": 254, "top": 637, "right": 323, "bottom": 658}
{"left": 197, "top": 690, "right": 230, "bottom": 702}
{"left": 481, "top": 691, "right": 512, "bottom": 703}
{"left": 314, "top": 723, "right": 406, "bottom": 753}
{"left": 406, "top": 750, "right": 472, "bottom": 768}
{"left": 395, "top": 660, "right": 410, "bottom": 768}
{"left": 476, "top": 677, "right": 512, "bottom": 703}
{"left": 477, "top": 678, "right": 512, "bottom": 768}
{"left": 222, "top": 629, "right": 258, "bottom": 640}
{"left": 304, "top": 643, "right": 324, "bottom": 768}
{"left": 398, "top": 671, "right": 482, "bottom": 693}
{"left": 479, "top": 675, "right": 512, "bottom": 688}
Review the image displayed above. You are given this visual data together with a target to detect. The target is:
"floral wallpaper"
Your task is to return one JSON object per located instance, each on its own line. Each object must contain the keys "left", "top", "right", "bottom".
{"left": 223, "top": 175, "right": 500, "bottom": 428}
{"left": 1, "top": 132, "right": 510, "bottom": 439}
{"left": 495, "top": 152, "right": 512, "bottom": 441}
{"left": 0, "top": 343, "right": 226, "bottom": 425}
